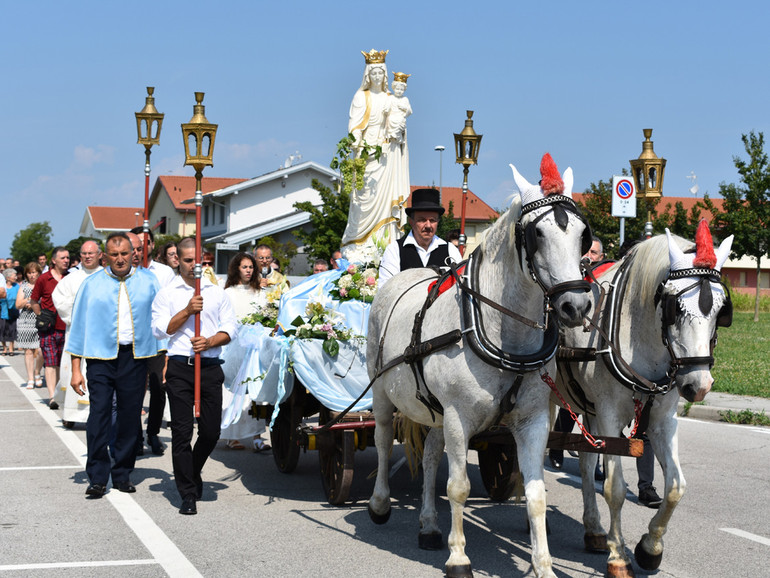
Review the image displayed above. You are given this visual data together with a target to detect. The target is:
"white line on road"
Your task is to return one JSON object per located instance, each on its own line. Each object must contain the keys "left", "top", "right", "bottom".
{"left": 720, "top": 528, "right": 770, "bottom": 547}
{"left": 0, "top": 465, "right": 80, "bottom": 471}
{"left": 2, "top": 362, "right": 203, "bottom": 578}
{"left": 0, "top": 559, "right": 157, "bottom": 571}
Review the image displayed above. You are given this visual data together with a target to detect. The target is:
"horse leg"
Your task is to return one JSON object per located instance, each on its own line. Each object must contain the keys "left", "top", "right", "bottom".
{"left": 442, "top": 407, "right": 473, "bottom": 578}
{"left": 368, "top": 388, "right": 395, "bottom": 524}
{"left": 579, "top": 450, "right": 608, "bottom": 553}
{"left": 634, "top": 414, "right": 685, "bottom": 571}
{"left": 418, "top": 427, "right": 445, "bottom": 550}
{"left": 512, "top": 392, "right": 555, "bottom": 578}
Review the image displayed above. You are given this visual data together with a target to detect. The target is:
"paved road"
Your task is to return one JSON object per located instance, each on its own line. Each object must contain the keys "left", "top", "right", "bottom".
{"left": 1, "top": 353, "right": 768, "bottom": 577}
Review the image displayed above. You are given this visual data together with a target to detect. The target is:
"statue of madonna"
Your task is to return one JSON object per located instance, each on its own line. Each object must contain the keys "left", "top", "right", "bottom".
{"left": 341, "top": 50, "right": 410, "bottom": 262}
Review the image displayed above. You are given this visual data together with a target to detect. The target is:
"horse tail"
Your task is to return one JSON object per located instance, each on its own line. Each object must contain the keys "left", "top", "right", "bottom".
{"left": 394, "top": 412, "right": 429, "bottom": 479}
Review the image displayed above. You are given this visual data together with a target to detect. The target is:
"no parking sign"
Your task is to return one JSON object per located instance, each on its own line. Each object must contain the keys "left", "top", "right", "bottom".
{"left": 611, "top": 176, "right": 636, "bottom": 218}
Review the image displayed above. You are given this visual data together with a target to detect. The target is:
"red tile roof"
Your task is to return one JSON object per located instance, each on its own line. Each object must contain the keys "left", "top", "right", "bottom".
{"left": 410, "top": 186, "right": 499, "bottom": 221}
{"left": 156, "top": 176, "right": 248, "bottom": 211}
{"left": 88, "top": 206, "right": 145, "bottom": 230}
{"left": 573, "top": 194, "right": 725, "bottom": 220}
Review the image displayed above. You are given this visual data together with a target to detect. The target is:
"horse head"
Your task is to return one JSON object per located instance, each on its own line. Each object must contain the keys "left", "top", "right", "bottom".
{"left": 659, "top": 221, "right": 734, "bottom": 402}
{"left": 509, "top": 154, "right": 592, "bottom": 327}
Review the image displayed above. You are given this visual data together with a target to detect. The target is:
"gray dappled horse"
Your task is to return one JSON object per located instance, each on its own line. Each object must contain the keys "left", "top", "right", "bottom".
{"left": 367, "top": 155, "right": 592, "bottom": 578}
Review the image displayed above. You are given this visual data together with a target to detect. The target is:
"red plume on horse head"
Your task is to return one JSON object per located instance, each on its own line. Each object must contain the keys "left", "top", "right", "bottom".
{"left": 693, "top": 219, "right": 717, "bottom": 268}
{"left": 539, "top": 153, "right": 564, "bottom": 196}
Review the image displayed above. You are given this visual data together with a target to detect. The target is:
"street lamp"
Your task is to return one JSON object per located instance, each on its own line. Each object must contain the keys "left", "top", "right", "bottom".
{"left": 135, "top": 87, "right": 164, "bottom": 267}
{"left": 453, "top": 110, "right": 482, "bottom": 255}
{"left": 181, "top": 91, "right": 218, "bottom": 417}
{"left": 434, "top": 145, "right": 445, "bottom": 196}
{"left": 629, "top": 128, "right": 666, "bottom": 239}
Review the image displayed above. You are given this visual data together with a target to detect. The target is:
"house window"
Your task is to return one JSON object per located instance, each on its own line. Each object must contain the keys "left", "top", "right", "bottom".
{"left": 204, "top": 205, "right": 209, "bottom": 227}
{"left": 761, "top": 271, "right": 770, "bottom": 290}
{"left": 739, "top": 271, "right": 747, "bottom": 287}
{"left": 219, "top": 204, "right": 225, "bottom": 224}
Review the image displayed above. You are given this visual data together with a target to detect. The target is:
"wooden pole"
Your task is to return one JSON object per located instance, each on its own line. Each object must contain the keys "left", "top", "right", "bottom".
{"left": 142, "top": 149, "right": 151, "bottom": 268}
{"left": 193, "top": 170, "right": 202, "bottom": 417}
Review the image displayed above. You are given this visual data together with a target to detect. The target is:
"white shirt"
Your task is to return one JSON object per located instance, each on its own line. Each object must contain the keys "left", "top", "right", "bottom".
{"left": 51, "top": 265, "right": 102, "bottom": 326}
{"left": 147, "top": 260, "right": 176, "bottom": 287}
{"left": 151, "top": 275, "right": 237, "bottom": 358}
{"left": 378, "top": 232, "right": 463, "bottom": 287}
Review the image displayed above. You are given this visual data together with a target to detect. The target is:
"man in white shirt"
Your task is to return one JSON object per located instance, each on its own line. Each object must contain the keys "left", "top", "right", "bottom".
{"left": 378, "top": 188, "right": 462, "bottom": 286}
{"left": 68, "top": 233, "right": 162, "bottom": 498}
{"left": 151, "top": 237, "right": 237, "bottom": 515}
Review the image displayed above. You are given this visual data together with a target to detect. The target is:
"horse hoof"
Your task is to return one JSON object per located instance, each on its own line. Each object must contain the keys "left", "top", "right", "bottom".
{"left": 584, "top": 532, "right": 609, "bottom": 553}
{"left": 634, "top": 541, "right": 663, "bottom": 571}
{"left": 445, "top": 563, "right": 473, "bottom": 578}
{"left": 368, "top": 503, "right": 391, "bottom": 525}
{"left": 418, "top": 530, "right": 443, "bottom": 550}
{"left": 606, "top": 561, "right": 635, "bottom": 577}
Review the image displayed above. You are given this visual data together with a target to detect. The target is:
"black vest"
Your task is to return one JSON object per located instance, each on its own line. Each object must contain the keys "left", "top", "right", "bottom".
{"left": 398, "top": 236, "right": 450, "bottom": 272}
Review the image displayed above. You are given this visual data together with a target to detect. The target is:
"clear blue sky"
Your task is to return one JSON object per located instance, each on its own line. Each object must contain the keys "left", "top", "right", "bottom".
{"left": 3, "top": 1, "right": 769, "bottom": 257}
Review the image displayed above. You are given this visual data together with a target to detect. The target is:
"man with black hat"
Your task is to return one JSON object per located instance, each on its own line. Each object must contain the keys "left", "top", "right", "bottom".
{"left": 378, "top": 188, "right": 462, "bottom": 286}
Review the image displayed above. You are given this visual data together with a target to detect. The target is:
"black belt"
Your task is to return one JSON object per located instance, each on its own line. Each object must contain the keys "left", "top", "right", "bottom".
{"left": 168, "top": 355, "right": 224, "bottom": 367}
{"left": 118, "top": 344, "right": 133, "bottom": 351}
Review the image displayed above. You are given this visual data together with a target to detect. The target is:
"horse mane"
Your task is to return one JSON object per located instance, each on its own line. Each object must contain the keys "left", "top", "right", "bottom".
{"left": 622, "top": 233, "right": 694, "bottom": 305}
{"left": 480, "top": 196, "right": 518, "bottom": 257}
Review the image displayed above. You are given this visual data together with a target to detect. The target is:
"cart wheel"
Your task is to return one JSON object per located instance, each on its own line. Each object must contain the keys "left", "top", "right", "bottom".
{"left": 477, "top": 442, "right": 520, "bottom": 502}
{"left": 271, "top": 404, "right": 300, "bottom": 474}
{"left": 319, "top": 429, "right": 355, "bottom": 505}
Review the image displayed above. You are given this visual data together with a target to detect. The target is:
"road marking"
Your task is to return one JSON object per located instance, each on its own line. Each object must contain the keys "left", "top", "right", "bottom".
{"left": 720, "top": 528, "right": 770, "bottom": 547}
{"left": 0, "top": 465, "right": 80, "bottom": 471}
{"left": 0, "top": 559, "right": 157, "bottom": 571}
{"left": 2, "top": 362, "right": 202, "bottom": 578}
{"left": 0, "top": 409, "right": 38, "bottom": 412}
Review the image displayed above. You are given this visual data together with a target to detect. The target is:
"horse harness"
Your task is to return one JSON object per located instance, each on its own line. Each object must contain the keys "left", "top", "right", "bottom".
{"left": 373, "top": 196, "right": 592, "bottom": 422}
{"left": 558, "top": 254, "right": 733, "bottom": 399}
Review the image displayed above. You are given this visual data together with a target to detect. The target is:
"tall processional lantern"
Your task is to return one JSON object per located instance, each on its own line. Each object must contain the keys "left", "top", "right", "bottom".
{"left": 135, "top": 87, "right": 164, "bottom": 267}
{"left": 181, "top": 92, "right": 217, "bottom": 417}
{"left": 629, "top": 128, "right": 666, "bottom": 238}
{"left": 453, "top": 110, "right": 482, "bottom": 255}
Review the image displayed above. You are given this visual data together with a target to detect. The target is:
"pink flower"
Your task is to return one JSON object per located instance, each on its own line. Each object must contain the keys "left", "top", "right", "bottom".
{"left": 365, "top": 276, "right": 376, "bottom": 286}
{"left": 346, "top": 264, "right": 357, "bottom": 274}
{"left": 340, "top": 288, "right": 348, "bottom": 297}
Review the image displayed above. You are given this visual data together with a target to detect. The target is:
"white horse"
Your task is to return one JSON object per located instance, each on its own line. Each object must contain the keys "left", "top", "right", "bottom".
{"left": 556, "top": 222, "right": 733, "bottom": 577}
{"left": 367, "top": 155, "right": 592, "bottom": 578}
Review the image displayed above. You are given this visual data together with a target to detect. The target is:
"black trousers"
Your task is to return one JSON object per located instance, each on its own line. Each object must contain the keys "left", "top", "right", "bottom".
{"left": 145, "top": 353, "right": 166, "bottom": 437}
{"left": 85, "top": 349, "right": 147, "bottom": 485}
{"left": 165, "top": 358, "right": 223, "bottom": 500}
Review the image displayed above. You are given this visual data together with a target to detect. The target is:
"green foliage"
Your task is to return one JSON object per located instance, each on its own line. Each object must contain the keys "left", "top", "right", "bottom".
{"left": 711, "top": 312, "right": 770, "bottom": 398}
{"left": 704, "top": 131, "right": 770, "bottom": 320}
{"left": 436, "top": 201, "right": 460, "bottom": 241}
{"left": 11, "top": 222, "right": 54, "bottom": 266}
{"left": 293, "top": 179, "right": 350, "bottom": 262}
{"left": 719, "top": 409, "right": 770, "bottom": 426}
{"left": 153, "top": 233, "right": 183, "bottom": 257}
{"left": 64, "top": 236, "right": 102, "bottom": 257}
{"left": 330, "top": 133, "right": 382, "bottom": 196}
{"left": 254, "top": 235, "right": 297, "bottom": 271}
{"left": 576, "top": 171, "right": 708, "bottom": 259}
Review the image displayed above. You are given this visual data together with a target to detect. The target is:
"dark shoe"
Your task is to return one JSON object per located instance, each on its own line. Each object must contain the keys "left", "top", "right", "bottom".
{"left": 147, "top": 435, "right": 166, "bottom": 456}
{"left": 49, "top": 400, "right": 59, "bottom": 410}
{"left": 594, "top": 463, "right": 605, "bottom": 482}
{"left": 85, "top": 484, "right": 106, "bottom": 499}
{"left": 638, "top": 486, "right": 663, "bottom": 508}
{"left": 136, "top": 444, "right": 144, "bottom": 456}
{"left": 179, "top": 495, "right": 197, "bottom": 515}
{"left": 114, "top": 481, "right": 136, "bottom": 493}
{"left": 548, "top": 451, "right": 563, "bottom": 470}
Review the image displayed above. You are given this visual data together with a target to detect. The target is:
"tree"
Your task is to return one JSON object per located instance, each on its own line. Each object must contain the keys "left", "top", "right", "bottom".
{"left": 436, "top": 200, "right": 460, "bottom": 241}
{"left": 64, "top": 236, "right": 102, "bottom": 257}
{"left": 255, "top": 235, "right": 298, "bottom": 273}
{"left": 703, "top": 131, "right": 770, "bottom": 321}
{"left": 11, "top": 222, "right": 54, "bottom": 266}
{"left": 293, "top": 179, "right": 351, "bottom": 262}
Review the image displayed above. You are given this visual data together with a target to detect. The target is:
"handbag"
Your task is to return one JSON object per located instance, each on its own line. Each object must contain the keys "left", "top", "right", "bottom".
{"left": 7, "top": 307, "right": 20, "bottom": 322}
{"left": 35, "top": 309, "right": 57, "bottom": 333}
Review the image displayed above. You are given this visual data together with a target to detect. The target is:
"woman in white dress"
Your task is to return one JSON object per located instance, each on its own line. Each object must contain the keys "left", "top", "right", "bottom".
{"left": 222, "top": 252, "right": 271, "bottom": 452}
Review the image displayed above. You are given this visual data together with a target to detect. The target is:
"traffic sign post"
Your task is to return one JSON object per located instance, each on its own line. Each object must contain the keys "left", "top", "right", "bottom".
{"left": 612, "top": 176, "right": 636, "bottom": 247}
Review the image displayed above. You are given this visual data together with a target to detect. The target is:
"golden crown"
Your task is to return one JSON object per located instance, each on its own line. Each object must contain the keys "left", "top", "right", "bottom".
{"left": 361, "top": 49, "right": 388, "bottom": 64}
{"left": 392, "top": 72, "right": 411, "bottom": 83}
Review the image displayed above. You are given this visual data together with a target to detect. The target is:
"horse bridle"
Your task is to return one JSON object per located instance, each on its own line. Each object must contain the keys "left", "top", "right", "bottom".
{"left": 654, "top": 267, "right": 733, "bottom": 370}
{"left": 515, "top": 194, "right": 592, "bottom": 299}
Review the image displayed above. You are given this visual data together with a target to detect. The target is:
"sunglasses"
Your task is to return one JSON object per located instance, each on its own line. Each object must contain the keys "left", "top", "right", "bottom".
{"left": 202, "top": 261, "right": 213, "bottom": 266}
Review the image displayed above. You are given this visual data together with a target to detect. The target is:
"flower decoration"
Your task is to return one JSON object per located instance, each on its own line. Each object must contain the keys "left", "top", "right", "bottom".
{"left": 240, "top": 287, "right": 283, "bottom": 329}
{"left": 283, "top": 295, "right": 360, "bottom": 357}
{"left": 330, "top": 262, "right": 379, "bottom": 303}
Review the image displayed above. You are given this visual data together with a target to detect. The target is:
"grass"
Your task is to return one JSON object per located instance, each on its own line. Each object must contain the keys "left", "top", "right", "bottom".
{"left": 719, "top": 409, "right": 770, "bottom": 426}
{"left": 712, "top": 312, "right": 770, "bottom": 399}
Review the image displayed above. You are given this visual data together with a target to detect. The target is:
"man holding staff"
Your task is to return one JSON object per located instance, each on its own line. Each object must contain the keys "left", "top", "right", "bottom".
{"left": 151, "top": 237, "right": 236, "bottom": 515}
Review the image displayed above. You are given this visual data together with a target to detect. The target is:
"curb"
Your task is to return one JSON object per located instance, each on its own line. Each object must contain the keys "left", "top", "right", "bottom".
{"left": 676, "top": 402, "right": 727, "bottom": 422}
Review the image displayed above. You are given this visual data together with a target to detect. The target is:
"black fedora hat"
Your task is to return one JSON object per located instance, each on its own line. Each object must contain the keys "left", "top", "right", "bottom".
{"left": 406, "top": 188, "right": 445, "bottom": 216}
